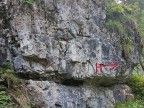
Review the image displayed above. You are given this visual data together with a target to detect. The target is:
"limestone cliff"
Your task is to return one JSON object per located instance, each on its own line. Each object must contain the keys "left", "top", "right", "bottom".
{"left": 0, "top": 0, "right": 140, "bottom": 108}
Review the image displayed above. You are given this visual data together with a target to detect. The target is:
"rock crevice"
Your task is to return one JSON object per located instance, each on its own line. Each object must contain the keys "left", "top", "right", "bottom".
{"left": 0, "top": 0, "right": 139, "bottom": 107}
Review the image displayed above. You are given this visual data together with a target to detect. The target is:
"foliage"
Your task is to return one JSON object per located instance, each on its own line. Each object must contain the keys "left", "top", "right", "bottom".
{"left": 117, "top": 72, "right": 144, "bottom": 107}
{"left": 127, "top": 74, "right": 144, "bottom": 99}
{"left": 1, "top": 69, "right": 21, "bottom": 87}
{"left": 115, "top": 99, "right": 144, "bottom": 108}
{"left": 115, "top": 73, "right": 144, "bottom": 107}
{"left": 2, "top": 61, "right": 11, "bottom": 69}
{"left": 0, "top": 61, "right": 31, "bottom": 108}
{"left": 1, "top": 61, "right": 21, "bottom": 88}
{"left": 106, "top": 4, "right": 125, "bottom": 19}
{"left": 23, "top": 0, "right": 37, "bottom": 5}
{"left": 121, "top": 36, "right": 134, "bottom": 58}
{"left": 104, "top": 0, "right": 142, "bottom": 59}
{"left": 0, "top": 91, "right": 14, "bottom": 107}
{"left": 105, "top": 20, "right": 125, "bottom": 35}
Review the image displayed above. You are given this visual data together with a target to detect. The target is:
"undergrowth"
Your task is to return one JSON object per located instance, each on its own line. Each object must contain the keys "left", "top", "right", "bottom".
{"left": 115, "top": 74, "right": 144, "bottom": 108}
{"left": 0, "top": 91, "right": 15, "bottom": 108}
{"left": 127, "top": 74, "right": 144, "bottom": 99}
{"left": 104, "top": 0, "right": 140, "bottom": 59}
{"left": 0, "top": 61, "right": 31, "bottom": 108}
{"left": 115, "top": 100, "right": 144, "bottom": 108}
{"left": 22, "top": 0, "right": 37, "bottom": 5}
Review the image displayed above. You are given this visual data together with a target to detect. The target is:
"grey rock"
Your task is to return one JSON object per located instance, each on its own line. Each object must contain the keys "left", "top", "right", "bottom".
{"left": 27, "top": 80, "right": 115, "bottom": 108}
{"left": 2, "top": 0, "right": 139, "bottom": 80}
{"left": 0, "top": 0, "right": 138, "bottom": 108}
{"left": 113, "top": 84, "right": 134, "bottom": 103}
{"left": 28, "top": 80, "right": 133, "bottom": 108}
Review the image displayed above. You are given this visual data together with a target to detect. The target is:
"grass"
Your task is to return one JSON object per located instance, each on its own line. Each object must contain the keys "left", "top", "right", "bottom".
{"left": 104, "top": 0, "right": 141, "bottom": 60}
{"left": 105, "top": 20, "right": 125, "bottom": 35}
{"left": 22, "top": 0, "right": 37, "bottom": 5}
{"left": 115, "top": 74, "right": 144, "bottom": 108}
{"left": 0, "top": 61, "right": 31, "bottom": 108}
{"left": 115, "top": 100, "right": 144, "bottom": 108}
{"left": 0, "top": 91, "right": 15, "bottom": 107}
{"left": 127, "top": 74, "right": 144, "bottom": 99}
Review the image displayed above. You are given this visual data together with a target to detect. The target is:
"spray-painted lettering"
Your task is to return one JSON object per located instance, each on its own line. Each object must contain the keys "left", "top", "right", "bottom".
{"left": 96, "top": 61, "right": 119, "bottom": 74}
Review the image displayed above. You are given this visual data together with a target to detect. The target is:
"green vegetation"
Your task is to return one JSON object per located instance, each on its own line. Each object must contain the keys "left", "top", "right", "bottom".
{"left": 0, "top": 61, "right": 18, "bottom": 107}
{"left": 0, "top": 61, "right": 31, "bottom": 108}
{"left": 23, "top": 0, "right": 37, "bottom": 5}
{"left": 115, "top": 74, "right": 144, "bottom": 108}
{"left": 104, "top": 0, "right": 144, "bottom": 74}
{"left": 115, "top": 100, "right": 144, "bottom": 108}
{"left": 105, "top": 20, "right": 125, "bottom": 34}
{"left": 127, "top": 74, "right": 144, "bottom": 99}
{"left": 1, "top": 61, "right": 21, "bottom": 89}
{"left": 0, "top": 91, "right": 14, "bottom": 107}
{"left": 104, "top": 0, "right": 143, "bottom": 59}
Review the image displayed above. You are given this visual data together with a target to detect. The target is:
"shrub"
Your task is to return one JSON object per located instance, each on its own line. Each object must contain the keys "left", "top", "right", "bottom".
{"left": 104, "top": 0, "right": 139, "bottom": 60}
{"left": 0, "top": 61, "right": 30, "bottom": 107}
{"left": 0, "top": 91, "right": 14, "bottom": 108}
{"left": 1, "top": 69, "right": 21, "bottom": 88}
{"left": 105, "top": 20, "right": 125, "bottom": 35}
{"left": 107, "top": 4, "right": 125, "bottom": 19}
{"left": 115, "top": 100, "right": 144, "bottom": 108}
{"left": 2, "top": 61, "right": 11, "bottom": 69}
{"left": 127, "top": 74, "right": 144, "bottom": 99}
{"left": 1, "top": 61, "right": 21, "bottom": 88}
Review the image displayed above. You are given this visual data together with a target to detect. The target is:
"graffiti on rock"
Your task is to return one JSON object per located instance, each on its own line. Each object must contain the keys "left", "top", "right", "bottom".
{"left": 96, "top": 61, "right": 119, "bottom": 74}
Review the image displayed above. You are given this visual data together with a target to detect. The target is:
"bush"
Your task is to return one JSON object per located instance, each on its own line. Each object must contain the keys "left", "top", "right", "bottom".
{"left": 127, "top": 74, "right": 144, "bottom": 99}
{"left": 2, "top": 61, "right": 11, "bottom": 69}
{"left": 105, "top": 20, "right": 125, "bottom": 35}
{"left": 107, "top": 4, "right": 125, "bottom": 19}
{"left": 1, "top": 69, "right": 21, "bottom": 88}
{"left": 0, "top": 61, "right": 30, "bottom": 108}
{"left": 1, "top": 61, "right": 21, "bottom": 88}
{"left": 115, "top": 100, "right": 144, "bottom": 108}
{"left": 104, "top": 0, "right": 142, "bottom": 61}
{"left": 0, "top": 91, "right": 16, "bottom": 108}
{"left": 115, "top": 74, "right": 144, "bottom": 108}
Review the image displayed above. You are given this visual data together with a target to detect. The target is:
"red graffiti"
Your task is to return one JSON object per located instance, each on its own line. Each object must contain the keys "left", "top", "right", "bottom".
{"left": 96, "top": 63, "right": 104, "bottom": 74}
{"left": 96, "top": 61, "right": 119, "bottom": 74}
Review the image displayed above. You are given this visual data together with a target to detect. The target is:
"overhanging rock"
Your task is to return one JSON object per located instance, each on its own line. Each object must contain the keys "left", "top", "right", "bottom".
{"left": 2, "top": 0, "right": 140, "bottom": 80}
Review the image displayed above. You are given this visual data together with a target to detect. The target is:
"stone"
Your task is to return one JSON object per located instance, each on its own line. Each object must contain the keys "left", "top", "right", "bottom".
{"left": 2, "top": 0, "right": 139, "bottom": 80}
{"left": 126, "top": 94, "right": 134, "bottom": 101}
{"left": 113, "top": 84, "right": 134, "bottom": 103}
{"left": 27, "top": 80, "right": 115, "bottom": 108}
{"left": 27, "top": 80, "right": 133, "bottom": 108}
{"left": 0, "top": 0, "right": 139, "bottom": 107}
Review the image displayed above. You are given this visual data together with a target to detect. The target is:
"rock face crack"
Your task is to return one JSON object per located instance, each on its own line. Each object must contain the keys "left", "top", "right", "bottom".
{"left": 62, "top": 79, "right": 84, "bottom": 86}
{"left": 0, "top": 0, "right": 139, "bottom": 107}
{"left": 4, "top": 0, "right": 139, "bottom": 80}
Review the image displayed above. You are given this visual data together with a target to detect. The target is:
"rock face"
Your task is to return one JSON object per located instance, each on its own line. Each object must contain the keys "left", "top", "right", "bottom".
{"left": 28, "top": 80, "right": 114, "bottom": 108}
{"left": 28, "top": 80, "right": 134, "bottom": 108}
{"left": 0, "top": 0, "right": 139, "bottom": 108}
{"left": 4, "top": 0, "right": 139, "bottom": 79}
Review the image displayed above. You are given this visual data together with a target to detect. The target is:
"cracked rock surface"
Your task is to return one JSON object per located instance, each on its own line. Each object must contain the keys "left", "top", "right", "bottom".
{"left": 0, "top": 0, "right": 138, "bottom": 107}
{"left": 6, "top": 0, "right": 139, "bottom": 79}
{"left": 28, "top": 80, "right": 133, "bottom": 108}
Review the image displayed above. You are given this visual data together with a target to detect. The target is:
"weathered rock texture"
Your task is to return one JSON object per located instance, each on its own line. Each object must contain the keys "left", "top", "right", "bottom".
{"left": 1, "top": 0, "right": 140, "bottom": 79}
{"left": 0, "top": 0, "right": 139, "bottom": 108}
{"left": 28, "top": 80, "right": 115, "bottom": 108}
{"left": 27, "top": 80, "right": 134, "bottom": 108}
